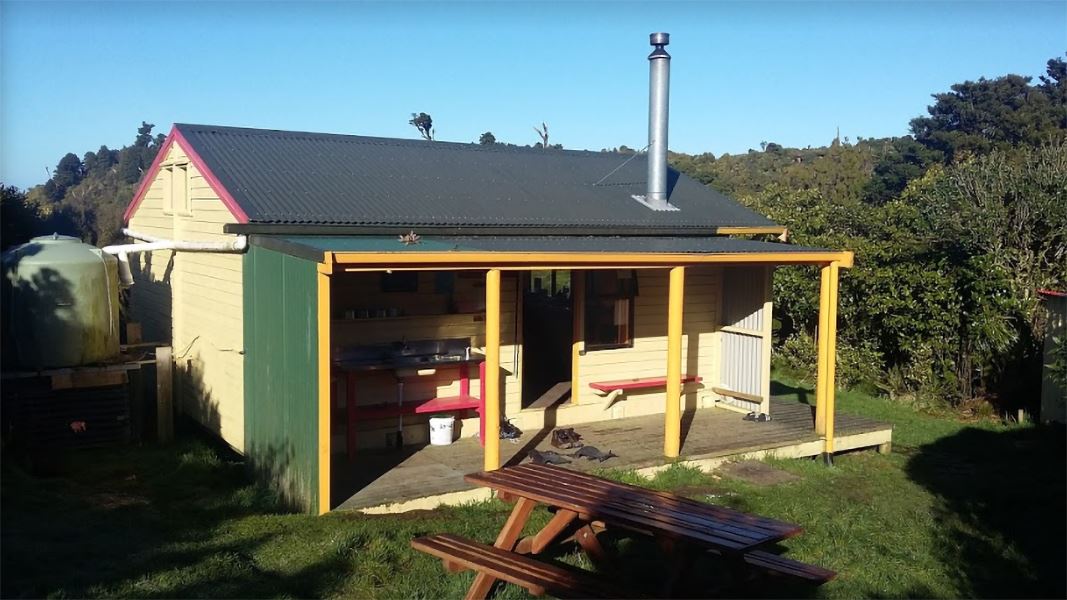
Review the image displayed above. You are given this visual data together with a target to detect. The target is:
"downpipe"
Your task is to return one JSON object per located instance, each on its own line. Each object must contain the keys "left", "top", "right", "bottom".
{"left": 101, "top": 228, "right": 248, "bottom": 286}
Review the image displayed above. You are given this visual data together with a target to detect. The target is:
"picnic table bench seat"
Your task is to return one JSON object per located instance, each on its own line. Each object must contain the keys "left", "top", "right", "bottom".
{"left": 411, "top": 533, "right": 640, "bottom": 599}
{"left": 742, "top": 549, "right": 837, "bottom": 583}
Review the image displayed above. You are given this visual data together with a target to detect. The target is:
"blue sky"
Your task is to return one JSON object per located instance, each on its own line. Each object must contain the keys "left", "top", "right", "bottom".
{"left": 1, "top": 0, "right": 1064, "bottom": 189}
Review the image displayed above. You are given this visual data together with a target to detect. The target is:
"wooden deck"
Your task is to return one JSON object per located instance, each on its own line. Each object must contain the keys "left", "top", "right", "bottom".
{"left": 332, "top": 400, "right": 892, "bottom": 512}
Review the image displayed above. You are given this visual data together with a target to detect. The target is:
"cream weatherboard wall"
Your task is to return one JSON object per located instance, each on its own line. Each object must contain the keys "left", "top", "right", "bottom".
{"left": 540, "top": 266, "right": 723, "bottom": 430}
{"left": 126, "top": 141, "right": 246, "bottom": 451}
{"left": 329, "top": 272, "right": 520, "bottom": 450}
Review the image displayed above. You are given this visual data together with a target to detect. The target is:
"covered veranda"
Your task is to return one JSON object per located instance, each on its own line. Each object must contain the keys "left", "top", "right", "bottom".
{"left": 269, "top": 235, "right": 868, "bottom": 514}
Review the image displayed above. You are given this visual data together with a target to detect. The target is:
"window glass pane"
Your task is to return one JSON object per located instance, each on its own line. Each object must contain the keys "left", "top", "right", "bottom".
{"left": 584, "top": 270, "right": 635, "bottom": 350}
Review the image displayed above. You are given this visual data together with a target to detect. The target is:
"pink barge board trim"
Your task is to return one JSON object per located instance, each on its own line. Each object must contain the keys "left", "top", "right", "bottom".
{"left": 122, "top": 125, "right": 249, "bottom": 224}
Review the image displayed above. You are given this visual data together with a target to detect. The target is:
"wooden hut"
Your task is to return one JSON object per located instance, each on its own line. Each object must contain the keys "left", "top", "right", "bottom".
{"left": 122, "top": 123, "right": 890, "bottom": 514}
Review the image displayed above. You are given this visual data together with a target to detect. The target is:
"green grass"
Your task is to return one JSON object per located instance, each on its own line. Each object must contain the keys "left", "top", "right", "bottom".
{"left": 2, "top": 377, "right": 1064, "bottom": 599}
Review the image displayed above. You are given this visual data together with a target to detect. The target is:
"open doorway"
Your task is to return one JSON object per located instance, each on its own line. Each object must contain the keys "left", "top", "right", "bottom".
{"left": 521, "top": 270, "right": 573, "bottom": 410}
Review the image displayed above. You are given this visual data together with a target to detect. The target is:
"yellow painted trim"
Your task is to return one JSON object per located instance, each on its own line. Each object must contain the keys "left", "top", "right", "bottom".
{"left": 484, "top": 269, "right": 502, "bottom": 471}
{"left": 571, "top": 271, "right": 585, "bottom": 405}
{"left": 332, "top": 250, "right": 854, "bottom": 267}
{"left": 714, "top": 226, "right": 788, "bottom": 236}
{"left": 665, "top": 266, "right": 685, "bottom": 458}
{"left": 317, "top": 251, "right": 334, "bottom": 275}
{"left": 316, "top": 270, "right": 331, "bottom": 515}
{"left": 760, "top": 266, "right": 773, "bottom": 412}
{"left": 815, "top": 265, "right": 831, "bottom": 437}
{"left": 824, "top": 261, "right": 840, "bottom": 454}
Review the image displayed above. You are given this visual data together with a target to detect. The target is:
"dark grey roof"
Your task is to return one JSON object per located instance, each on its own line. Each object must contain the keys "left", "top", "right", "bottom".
{"left": 255, "top": 235, "right": 831, "bottom": 262}
{"left": 176, "top": 124, "right": 776, "bottom": 231}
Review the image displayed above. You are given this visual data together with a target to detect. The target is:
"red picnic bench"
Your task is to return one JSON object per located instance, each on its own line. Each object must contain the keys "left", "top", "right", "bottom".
{"left": 589, "top": 374, "right": 703, "bottom": 408}
{"left": 588, "top": 374, "right": 703, "bottom": 394}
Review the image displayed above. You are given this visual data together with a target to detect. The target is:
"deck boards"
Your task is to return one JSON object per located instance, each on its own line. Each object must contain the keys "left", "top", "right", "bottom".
{"left": 332, "top": 400, "right": 891, "bottom": 511}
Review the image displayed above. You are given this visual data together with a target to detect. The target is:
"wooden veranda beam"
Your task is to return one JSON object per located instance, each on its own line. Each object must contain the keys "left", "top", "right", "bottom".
{"left": 484, "top": 269, "right": 502, "bottom": 471}
{"left": 665, "top": 266, "right": 686, "bottom": 458}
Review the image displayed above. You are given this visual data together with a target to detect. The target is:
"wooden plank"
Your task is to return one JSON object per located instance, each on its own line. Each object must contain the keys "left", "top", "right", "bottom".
{"left": 712, "top": 387, "right": 764, "bottom": 404}
{"left": 412, "top": 534, "right": 629, "bottom": 599}
{"left": 466, "top": 468, "right": 794, "bottom": 551}
{"left": 589, "top": 375, "right": 701, "bottom": 392}
{"left": 126, "top": 322, "right": 143, "bottom": 345}
{"left": 156, "top": 346, "right": 174, "bottom": 443}
{"left": 466, "top": 496, "right": 536, "bottom": 599}
{"left": 491, "top": 464, "right": 799, "bottom": 534}
{"left": 526, "top": 381, "right": 571, "bottom": 410}
{"left": 744, "top": 550, "right": 837, "bottom": 583}
{"left": 516, "top": 508, "right": 578, "bottom": 555}
{"left": 50, "top": 370, "right": 128, "bottom": 390}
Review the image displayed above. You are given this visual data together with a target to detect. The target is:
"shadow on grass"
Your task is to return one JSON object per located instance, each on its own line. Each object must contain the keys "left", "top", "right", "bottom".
{"left": 1, "top": 423, "right": 299, "bottom": 599}
{"left": 905, "top": 423, "right": 1067, "bottom": 599}
{"left": 770, "top": 379, "right": 814, "bottom": 406}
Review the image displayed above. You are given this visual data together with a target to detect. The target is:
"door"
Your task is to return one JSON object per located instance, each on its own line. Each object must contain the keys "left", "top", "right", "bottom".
{"left": 521, "top": 270, "right": 573, "bottom": 409}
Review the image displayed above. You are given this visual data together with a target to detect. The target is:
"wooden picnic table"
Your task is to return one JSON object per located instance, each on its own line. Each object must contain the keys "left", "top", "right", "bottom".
{"left": 447, "top": 463, "right": 808, "bottom": 598}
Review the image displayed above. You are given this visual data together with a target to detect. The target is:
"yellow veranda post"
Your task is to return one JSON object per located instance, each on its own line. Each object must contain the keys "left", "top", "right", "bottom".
{"left": 824, "top": 262, "right": 841, "bottom": 454}
{"left": 815, "top": 265, "right": 831, "bottom": 437}
{"left": 316, "top": 264, "right": 332, "bottom": 515}
{"left": 571, "top": 271, "right": 585, "bottom": 405}
{"left": 484, "top": 269, "right": 502, "bottom": 471}
{"left": 665, "top": 266, "right": 686, "bottom": 458}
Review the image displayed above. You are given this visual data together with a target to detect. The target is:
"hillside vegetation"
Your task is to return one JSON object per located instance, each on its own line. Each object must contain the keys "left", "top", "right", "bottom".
{"left": 671, "top": 57, "right": 1067, "bottom": 411}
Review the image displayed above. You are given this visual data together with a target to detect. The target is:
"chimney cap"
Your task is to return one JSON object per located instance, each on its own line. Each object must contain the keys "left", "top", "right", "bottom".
{"left": 649, "top": 32, "right": 670, "bottom": 46}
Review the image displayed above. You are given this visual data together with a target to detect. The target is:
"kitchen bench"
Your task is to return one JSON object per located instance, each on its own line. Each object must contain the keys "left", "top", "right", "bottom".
{"left": 335, "top": 360, "right": 486, "bottom": 460}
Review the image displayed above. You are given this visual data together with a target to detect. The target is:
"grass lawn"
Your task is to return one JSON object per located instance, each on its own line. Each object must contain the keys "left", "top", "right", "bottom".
{"left": 2, "top": 376, "right": 1064, "bottom": 599}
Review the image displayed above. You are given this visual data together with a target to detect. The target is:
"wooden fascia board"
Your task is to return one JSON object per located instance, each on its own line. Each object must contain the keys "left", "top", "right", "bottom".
{"left": 122, "top": 125, "right": 249, "bottom": 224}
{"left": 329, "top": 250, "right": 854, "bottom": 268}
{"left": 714, "top": 226, "right": 787, "bottom": 235}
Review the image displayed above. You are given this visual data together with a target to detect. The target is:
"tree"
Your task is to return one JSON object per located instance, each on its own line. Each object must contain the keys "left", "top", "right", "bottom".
{"left": 479, "top": 131, "right": 496, "bottom": 145}
{"left": 52, "top": 153, "right": 84, "bottom": 195}
{"left": 862, "top": 137, "right": 941, "bottom": 204}
{"left": 533, "top": 122, "right": 549, "bottom": 149}
{"left": 134, "top": 121, "right": 155, "bottom": 147}
{"left": 910, "top": 72, "right": 1064, "bottom": 161}
{"left": 1, "top": 185, "right": 43, "bottom": 249}
{"left": 1039, "top": 56, "right": 1066, "bottom": 127}
{"left": 409, "top": 112, "right": 433, "bottom": 140}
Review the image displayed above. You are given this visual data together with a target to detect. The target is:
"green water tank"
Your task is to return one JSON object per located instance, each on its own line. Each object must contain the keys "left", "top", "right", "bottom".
{"left": 2, "top": 234, "right": 121, "bottom": 369}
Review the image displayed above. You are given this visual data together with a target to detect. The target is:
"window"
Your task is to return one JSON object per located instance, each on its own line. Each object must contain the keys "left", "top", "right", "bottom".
{"left": 584, "top": 270, "right": 637, "bottom": 350}
{"left": 161, "top": 167, "right": 173, "bottom": 214}
{"left": 174, "top": 164, "right": 191, "bottom": 215}
{"left": 161, "top": 164, "right": 190, "bottom": 215}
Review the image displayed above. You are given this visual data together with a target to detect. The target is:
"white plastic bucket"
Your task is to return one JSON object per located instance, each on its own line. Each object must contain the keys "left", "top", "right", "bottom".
{"left": 429, "top": 416, "right": 456, "bottom": 446}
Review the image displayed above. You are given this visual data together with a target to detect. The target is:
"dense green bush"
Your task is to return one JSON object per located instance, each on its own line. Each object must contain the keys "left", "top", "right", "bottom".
{"left": 676, "top": 58, "right": 1067, "bottom": 409}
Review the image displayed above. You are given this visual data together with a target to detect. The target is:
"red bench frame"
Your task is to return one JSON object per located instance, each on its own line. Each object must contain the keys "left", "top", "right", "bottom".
{"left": 336, "top": 361, "right": 486, "bottom": 460}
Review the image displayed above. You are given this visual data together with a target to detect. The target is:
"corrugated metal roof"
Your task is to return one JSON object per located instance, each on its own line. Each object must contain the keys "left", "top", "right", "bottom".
{"left": 176, "top": 124, "right": 776, "bottom": 230}
{"left": 256, "top": 235, "right": 830, "bottom": 261}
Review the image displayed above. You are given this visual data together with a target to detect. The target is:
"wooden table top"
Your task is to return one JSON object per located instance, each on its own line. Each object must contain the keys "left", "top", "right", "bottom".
{"left": 466, "top": 463, "right": 802, "bottom": 553}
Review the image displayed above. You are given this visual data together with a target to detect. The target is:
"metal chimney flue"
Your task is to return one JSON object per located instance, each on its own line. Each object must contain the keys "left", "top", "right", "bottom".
{"left": 646, "top": 32, "right": 671, "bottom": 210}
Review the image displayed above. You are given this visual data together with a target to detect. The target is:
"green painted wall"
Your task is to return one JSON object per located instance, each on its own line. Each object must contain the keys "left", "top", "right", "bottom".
{"left": 244, "top": 245, "right": 319, "bottom": 512}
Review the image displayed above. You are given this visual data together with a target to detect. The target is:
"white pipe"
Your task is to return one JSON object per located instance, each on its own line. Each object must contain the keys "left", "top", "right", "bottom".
{"left": 101, "top": 228, "right": 248, "bottom": 286}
